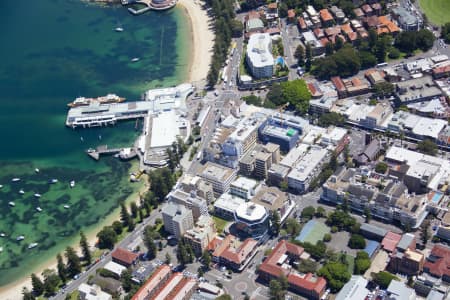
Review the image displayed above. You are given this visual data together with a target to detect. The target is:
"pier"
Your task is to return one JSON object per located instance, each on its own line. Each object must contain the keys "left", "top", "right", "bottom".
{"left": 86, "top": 145, "right": 138, "bottom": 161}
{"left": 121, "top": 0, "right": 177, "bottom": 15}
{"left": 65, "top": 83, "right": 194, "bottom": 128}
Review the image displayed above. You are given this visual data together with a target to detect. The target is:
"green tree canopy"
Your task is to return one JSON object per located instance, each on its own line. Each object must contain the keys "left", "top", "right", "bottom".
{"left": 348, "top": 234, "right": 366, "bottom": 249}
{"left": 318, "top": 112, "right": 345, "bottom": 127}
{"left": 97, "top": 226, "right": 118, "bottom": 249}
{"left": 373, "top": 271, "right": 399, "bottom": 289}
{"left": 301, "top": 206, "right": 316, "bottom": 220}
{"left": 318, "top": 262, "right": 351, "bottom": 292}
{"left": 354, "top": 251, "right": 371, "bottom": 274}
{"left": 65, "top": 246, "right": 81, "bottom": 278}
{"left": 417, "top": 139, "right": 438, "bottom": 156}
{"left": 375, "top": 162, "right": 388, "bottom": 174}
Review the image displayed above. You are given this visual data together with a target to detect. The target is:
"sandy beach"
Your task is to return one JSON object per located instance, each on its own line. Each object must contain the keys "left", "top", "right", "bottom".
{"left": 178, "top": 0, "right": 214, "bottom": 83}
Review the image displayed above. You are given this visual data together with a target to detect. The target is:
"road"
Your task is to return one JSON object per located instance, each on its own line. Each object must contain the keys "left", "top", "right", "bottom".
{"left": 54, "top": 210, "right": 163, "bottom": 300}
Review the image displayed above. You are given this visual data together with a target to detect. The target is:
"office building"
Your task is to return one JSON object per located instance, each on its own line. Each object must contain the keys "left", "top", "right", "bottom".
{"left": 213, "top": 193, "right": 246, "bottom": 220}
{"left": 230, "top": 177, "right": 260, "bottom": 200}
{"left": 184, "top": 215, "right": 217, "bottom": 256}
{"left": 167, "top": 189, "right": 209, "bottom": 221}
{"left": 234, "top": 202, "right": 269, "bottom": 239}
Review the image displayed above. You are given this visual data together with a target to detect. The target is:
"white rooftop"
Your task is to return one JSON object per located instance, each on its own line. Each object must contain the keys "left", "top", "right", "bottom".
{"left": 214, "top": 193, "right": 246, "bottom": 212}
{"left": 247, "top": 33, "right": 274, "bottom": 69}
{"left": 231, "top": 177, "right": 259, "bottom": 190}
{"left": 411, "top": 117, "right": 447, "bottom": 139}
{"left": 78, "top": 283, "right": 112, "bottom": 300}
{"left": 336, "top": 276, "right": 369, "bottom": 300}
{"left": 104, "top": 261, "right": 126, "bottom": 276}
{"left": 235, "top": 202, "right": 267, "bottom": 222}
{"left": 288, "top": 146, "right": 328, "bottom": 182}
{"left": 280, "top": 143, "right": 309, "bottom": 168}
{"left": 150, "top": 110, "right": 187, "bottom": 148}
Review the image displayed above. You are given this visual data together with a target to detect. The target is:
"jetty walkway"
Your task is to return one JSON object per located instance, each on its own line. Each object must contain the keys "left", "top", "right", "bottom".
{"left": 121, "top": 0, "right": 177, "bottom": 15}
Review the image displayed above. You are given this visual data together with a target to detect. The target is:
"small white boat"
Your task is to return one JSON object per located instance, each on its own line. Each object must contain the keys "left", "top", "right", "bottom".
{"left": 16, "top": 235, "right": 24, "bottom": 241}
{"left": 12, "top": 178, "right": 20, "bottom": 182}
{"left": 19, "top": 189, "right": 25, "bottom": 194}
{"left": 0, "top": 185, "right": 3, "bottom": 189}
{"left": 63, "top": 205, "right": 70, "bottom": 209}
{"left": 36, "top": 207, "right": 42, "bottom": 212}
{"left": 115, "top": 27, "right": 124, "bottom": 32}
{"left": 35, "top": 168, "right": 40, "bottom": 173}
{"left": 131, "top": 57, "right": 140, "bottom": 62}
{"left": 49, "top": 179, "right": 58, "bottom": 184}
{"left": 0, "top": 233, "right": 6, "bottom": 237}
{"left": 34, "top": 193, "right": 41, "bottom": 198}
{"left": 0, "top": 247, "right": 3, "bottom": 252}
{"left": 8, "top": 202, "right": 15, "bottom": 207}
{"left": 28, "top": 243, "right": 38, "bottom": 249}
{"left": 70, "top": 180, "right": 75, "bottom": 188}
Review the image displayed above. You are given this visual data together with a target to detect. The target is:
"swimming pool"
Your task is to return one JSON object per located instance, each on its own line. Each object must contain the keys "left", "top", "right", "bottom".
{"left": 432, "top": 192, "right": 443, "bottom": 204}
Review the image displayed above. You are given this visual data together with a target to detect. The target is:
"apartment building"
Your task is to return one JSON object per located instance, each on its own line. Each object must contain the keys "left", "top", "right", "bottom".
{"left": 199, "top": 162, "right": 237, "bottom": 196}
{"left": 162, "top": 202, "right": 194, "bottom": 239}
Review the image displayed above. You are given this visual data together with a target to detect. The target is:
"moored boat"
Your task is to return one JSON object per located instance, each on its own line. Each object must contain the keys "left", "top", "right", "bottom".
{"left": 63, "top": 205, "right": 70, "bottom": 209}
{"left": 19, "top": 189, "right": 25, "bottom": 194}
{"left": 8, "top": 202, "right": 15, "bottom": 207}
{"left": 36, "top": 207, "right": 42, "bottom": 212}
{"left": 131, "top": 57, "right": 140, "bottom": 62}
{"left": 12, "top": 178, "right": 20, "bottom": 182}
{"left": 70, "top": 180, "right": 75, "bottom": 188}
{"left": 34, "top": 193, "right": 41, "bottom": 198}
{"left": 115, "top": 27, "right": 124, "bottom": 32}
{"left": 49, "top": 179, "right": 58, "bottom": 184}
{"left": 16, "top": 235, "right": 24, "bottom": 241}
{"left": 28, "top": 243, "right": 38, "bottom": 249}
{"left": 67, "top": 94, "right": 125, "bottom": 107}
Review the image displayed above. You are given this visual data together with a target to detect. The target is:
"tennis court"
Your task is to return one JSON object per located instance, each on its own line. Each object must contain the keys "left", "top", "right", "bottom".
{"left": 296, "top": 220, "right": 330, "bottom": 244}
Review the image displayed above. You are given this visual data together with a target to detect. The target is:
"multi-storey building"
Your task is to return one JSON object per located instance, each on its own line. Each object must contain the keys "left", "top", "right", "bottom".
{"left": 198, "top": 162, "right": 237, "bottom": 196}
{"left": 162, "top": 202, "right": 194, "bottom": 239}
{"left": 183, "top": 215, "right": 216, "bottom": 256}
{"left": 246, "top": 33, "right": 274, "bottom": 79}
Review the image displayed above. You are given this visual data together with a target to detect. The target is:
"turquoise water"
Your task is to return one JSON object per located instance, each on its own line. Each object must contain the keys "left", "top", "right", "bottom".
{"left": 0, "top": 0, "right": 190, "bottom": 285}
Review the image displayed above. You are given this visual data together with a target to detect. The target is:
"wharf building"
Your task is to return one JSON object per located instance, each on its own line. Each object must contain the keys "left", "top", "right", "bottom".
{"left": 161, "top": 202, "right": 194, "bottom": 239}
{"left": 246, "top": 33, "right": 274, "bottom": 79}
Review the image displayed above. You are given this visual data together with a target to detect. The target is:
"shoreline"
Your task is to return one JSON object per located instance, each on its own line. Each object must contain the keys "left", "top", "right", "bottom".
{"left": 177, "top": 0, "right": 214, "bottom": 83}
{"left": 0, "top": 172, "right": 147, "bottom": 300}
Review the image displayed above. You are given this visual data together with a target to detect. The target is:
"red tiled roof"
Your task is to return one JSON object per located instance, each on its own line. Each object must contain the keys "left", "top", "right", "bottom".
{"left": 354, "top": 8, "right": 364, "bottom": 17}
{"left": 433, "top": 65, "right": 450, "bottom": 75}
{"left": 220, "top": 238, "right": 258, "bottom": 265}
{"left": 320, "top": 9, "right": 333, "bottom": 22}
{"left": 347, "top": 32, "right": 358, "bottom": 41}
{"left": 377, "top": 26, "right": 390, "bottom": 35}
{"left": 298, "top": 17, "right": 307, "bottom": 29}
{"left": 362, "top": 4, "right": 373, "bottom": 13}
{"left": 424, "top": 244, "right": 450, "bottom": 278}
{"left": 382, "top": 231, "right": 402, "bottom": 252}
{"left": 112, "top": 247, "right": 139, "bottom": 266}
{"left": 131, "top": 265, "right": 171, "bottom": 300}
{"left": 208, "top": 236, "right": 223, "bottom": 251}
{"left": 365, "top": 15, "right": 380, "bottom": 27}
{"left": 288, "top": 273, "right": 327, "bottom": 294}
{"left": 307, "top": 83, "right": 319, "bottom": 97}
{"left": 325, "top": 26, "right": 341, "bottom": 37}
{"left": 341, "top": 23, "right": 353, "bottom": 35}
{"left": 320, "top": 37, "right": 330, "bottom": 47}
{"left": 288, "top": 9, "right": 296, "bottom": 18}
{"left": 314, "top": 28, "right": 325, "bottom": 38}
{"left": 331, "top": 76, "right": 345, "bottom": 92}
{"left": 351, "top": 77, "right": 362, "bottom": 86}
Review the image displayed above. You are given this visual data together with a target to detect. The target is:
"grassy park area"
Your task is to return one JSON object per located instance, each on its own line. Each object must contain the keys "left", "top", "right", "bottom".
{"left": 419, "top": 0, "right": 450, "bottom": 25}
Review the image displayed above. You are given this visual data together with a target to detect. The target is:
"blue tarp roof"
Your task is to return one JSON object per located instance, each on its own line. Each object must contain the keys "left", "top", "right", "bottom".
{"left": 364, "top": 240, "right": 379, "bottom": 258}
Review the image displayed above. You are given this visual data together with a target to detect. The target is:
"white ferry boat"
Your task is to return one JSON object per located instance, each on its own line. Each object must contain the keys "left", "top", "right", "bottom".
{"left": 67, "top": 94, "right": 125, "bottom": 108}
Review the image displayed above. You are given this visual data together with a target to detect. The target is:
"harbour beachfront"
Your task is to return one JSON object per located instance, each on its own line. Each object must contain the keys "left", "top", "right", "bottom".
{"left": 0, "top": 0, "right": 213, "bottom": 298}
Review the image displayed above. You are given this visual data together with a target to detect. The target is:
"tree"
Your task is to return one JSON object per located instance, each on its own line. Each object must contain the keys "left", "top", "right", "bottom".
{"left": 285, "top": 218, "right": 301, "bottom": 236}
{"left": 202, "top": 250, "right": 212, "bottom": 268}
{"left": 79, "top": 231, "right": 91, "bottom": 264}
{"left": 388, "top": 47, "right": 401, "bottom": 59}
{"left": 420, "top": 220, "right": 430, "bottom": 245}
{"left": 65, "top": 246, "right": 81, "bottom": 278}
{"left": 112, "top": 221, "right": 123, "bottom": 235}
{"left": 372, "top": 82, "right": 394, "bottom": 98}
{"left": 315, "top": 206, "right": 326, "bottom": 218}
{"left": 348, "top": 234, "right": 366, "bottom": 249}
{"left": 323, "top": 233, "right": 332, "bottom": 242}
{"left": 177, "top": 239, "right": 194, "bottom": 265}
{"left": 318, "top": 262, "right": 351, "bottom": 292}
{"left": 22, "top": 287, "right": 35, "bottom": 300}
{"left": 271, "top": 211, "right": 281, "bottom": 235}
{"left": 301, "top": 206, "right": 316, "bottom": 220}
{"left": 364, "top": 207, "right": 371, "bottom": 223}
{"left": 215, "top": 295, "right": 232, "bottom": 300}
{"left": 121, "top": 268, "right": 134, "bottom": 292}
{"left": 295, "top": 259, "right": 318, "bottom": 273}
{"left": 242, "top": 95, "right": 263, "bottom": 106}
{"left": 56, "top": 253, "right": 66, "bottom": 282}
{"left": 325, "top": 41, "right": 334, "bottom": 56}
{"left": 305, "top": 43, "right": 312, "bottom": 71}
{"left": 143, "top": 230, "right": 157, "bottom": 259}
{"left": 318, "top": 112, "right": 345, "bottom": 127}
{"left": 42, "top": 269, "right": 60, "bottom": 297}
{"left": 354, "top": 251, "right": 371, "bottom": 274}
{"left": 417, "top": 139, "right": 437, "bottom": 156}
{"left": 281, "top": 80, "right": 311, "bottom": 114}
{"left": 375, "top": 162, "right": 388, "bottom": 174}
{"left": 30, "top": 273, "right": 44, "bottom": 296}
{"left": 269, "top": 279, "right": 285, "bottom": 300}
{"left": 294, "top": 44, "right": 305, "bottom": 66}
{"left": 373, "top": 271, "right": 399, "bottom": 289}
{"left": 97, "top": 226, "right": 118, "bottom": 249}
{"left": 416, "top": 29, "right": 435, "bottom": 51}
{"left": 359, "top": 51, "right": 377, "bottom": 69}
{"left": 230, "top": 19, "right": 243, "bottom": 37}
{"left": 165, "top": 253, "right": 171, "bottom": 264}
{"left": 441, "top": 22, "right": 450, "bottom": 44}
{"left": 130, "top": 202, "right": 138, "bottom": 219}
{"left": 120, "top": 202, "right": 131, "bottom": 227}
{"left": 334, "top": 36, "right": 344, "bottom": 51}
